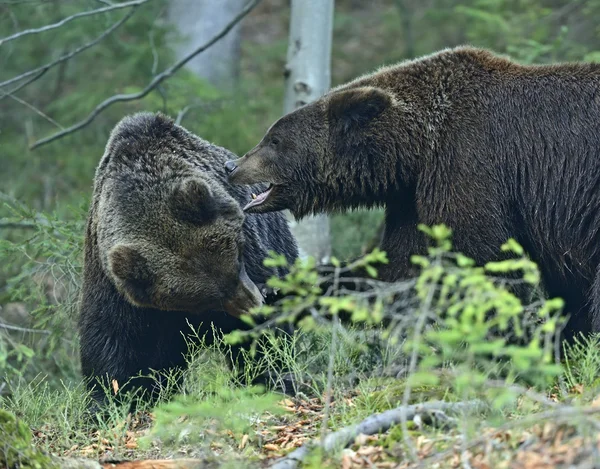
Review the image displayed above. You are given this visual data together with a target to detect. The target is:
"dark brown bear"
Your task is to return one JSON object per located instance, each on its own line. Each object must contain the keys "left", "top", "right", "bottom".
{"left": 225, "top": 46, "right": 600, "bottom": 342}
{"left": 80, "top": 112, "right": 297, "bottom": 407}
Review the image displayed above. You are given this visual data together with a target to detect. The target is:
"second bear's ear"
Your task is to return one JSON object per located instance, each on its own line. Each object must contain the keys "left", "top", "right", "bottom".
{"left": 170, "top": 178, "right": 217, "bottom": 224}
{"left": 108, "top": 244, "right": 153, "bottom": 306}
{"left": 328, "top": 87, "right": 393, "bottom": 133}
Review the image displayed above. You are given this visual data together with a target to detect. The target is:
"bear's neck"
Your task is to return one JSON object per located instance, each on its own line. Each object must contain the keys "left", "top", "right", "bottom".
{"left": 320, "top": 134, "right": 418, "bottom": 213}
{"left": 296, "top": 159, "right": 409, "bottom": 218}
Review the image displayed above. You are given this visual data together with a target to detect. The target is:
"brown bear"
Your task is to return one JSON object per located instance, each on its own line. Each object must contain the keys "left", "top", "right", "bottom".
{"left": 225, "top": 46, "right": 600, "bottom": 343}
{"left": 79, "top": 112, "right": 297, "bottom": 408}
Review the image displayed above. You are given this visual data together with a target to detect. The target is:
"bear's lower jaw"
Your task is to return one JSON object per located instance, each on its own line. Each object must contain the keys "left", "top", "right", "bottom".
{"left": 243, "top": 184, "right": 275, "bottom": 212}
{"left": 223, "top": 264, "right": 264, "bottom": 318}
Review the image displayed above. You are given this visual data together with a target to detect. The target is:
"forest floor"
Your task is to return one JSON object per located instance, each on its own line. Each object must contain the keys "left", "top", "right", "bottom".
{"left": 5, "top": 331, "right": 600, "bottom": 469}
{"left": 57, "top": 393, "right": 600, "bottom": 469}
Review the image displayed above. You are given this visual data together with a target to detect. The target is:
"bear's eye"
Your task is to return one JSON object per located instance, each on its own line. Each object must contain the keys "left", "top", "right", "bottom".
{"left": 270, "top": 137, "right": 280, "bottom": 147}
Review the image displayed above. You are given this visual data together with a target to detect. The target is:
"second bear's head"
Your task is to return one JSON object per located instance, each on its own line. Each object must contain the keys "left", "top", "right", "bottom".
{"left": 225, "top": 86, "right": 399, "bottom": 219}
{"left": 97, "top": 163, "right": 263, "bottom": 319}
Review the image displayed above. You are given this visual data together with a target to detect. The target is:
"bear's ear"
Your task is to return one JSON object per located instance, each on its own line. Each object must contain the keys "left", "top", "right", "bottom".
{"left": 108, "top": 244, "right": 153, "bottom": 306}
{"left": 216, "top": 196, "right": 243, "bottom": 222}
{"left": 328, "top": 87, "right": 393, "bottom": 133}
{"left": 170, "top": 178, "right": 217, "bottom": 224}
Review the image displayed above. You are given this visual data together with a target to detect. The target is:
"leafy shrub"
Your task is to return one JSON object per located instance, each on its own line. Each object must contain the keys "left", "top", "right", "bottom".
{"left": 229, "top": 224, "right": 565, "bottom": 408}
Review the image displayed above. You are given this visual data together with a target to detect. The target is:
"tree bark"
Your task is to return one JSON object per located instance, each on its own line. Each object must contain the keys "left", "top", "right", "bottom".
{"left": 283, "top": 0, "right": 334, "bottom": 263}
{"left": 168, "top": 0, "right": 245, "bottom": 90}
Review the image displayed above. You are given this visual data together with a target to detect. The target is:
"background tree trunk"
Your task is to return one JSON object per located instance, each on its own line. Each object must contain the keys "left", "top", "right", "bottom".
{"left": 168, "top": 0, "right": 244, "bottom": 89}
{"left": 283, "top": 0, "right": 335, "bottom": 263}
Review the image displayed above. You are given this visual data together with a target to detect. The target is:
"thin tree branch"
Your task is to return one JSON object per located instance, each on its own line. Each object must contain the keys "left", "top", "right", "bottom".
{"left": 0, "top": 70, "right": 47, "bottom": 100}
{"left": 29, "top": 0, "right": 262, "bottom": 150}
{"left": 0, "top": 219, "right": 37, "bottom": 229}
{"left": 175, "top": 102, "right": 206, "bottom": 125}
{"left": 0, "top": 0, "right": 50, "bottom": 4}
{"left": 0, "top": 321, "right": 50, "bottom": 335}
{"left": 0, "top": 7, "right": 137, "bottom": 92}
{"left": 400, "top": 255, "right": 438, "bottom": 462}
{"left": 485, "top": 379, "right": 561, "bottom": 408}
{"left": 269, "top": 400, "right": 484, "bottom": 469}
{"left": 0, "top": 192, "right": 53, "bottom": 228}
{"left": 148, "top": 30, "right": 159, "bottom": 76}
{"left": 0, "top": 0, "right": 147, "bottom": 46}
{"left": 1, "top": 90, "right": 64, "bottom": 129}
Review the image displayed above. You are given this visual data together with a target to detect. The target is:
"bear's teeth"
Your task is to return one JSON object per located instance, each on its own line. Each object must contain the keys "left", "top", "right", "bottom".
{"left": 251, "top": 193, "right": 257, "bottom": 199}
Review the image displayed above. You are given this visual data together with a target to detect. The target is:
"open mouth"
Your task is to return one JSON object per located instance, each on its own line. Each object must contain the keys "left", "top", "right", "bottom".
{"left": 243, "top": 184, "right": 276, "bottom": 211}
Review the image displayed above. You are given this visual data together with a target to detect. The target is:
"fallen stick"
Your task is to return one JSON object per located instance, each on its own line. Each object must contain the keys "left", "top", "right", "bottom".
{"left": 269, "top": 399, "right": 484, "bottom": 469}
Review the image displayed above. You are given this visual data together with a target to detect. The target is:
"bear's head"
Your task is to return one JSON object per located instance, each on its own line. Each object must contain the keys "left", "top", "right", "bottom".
{"left": 225, "top": 86, "right": 396, "bottom": 218}
{"left": 97, "top": 173, "right": 263, "bottom": 318}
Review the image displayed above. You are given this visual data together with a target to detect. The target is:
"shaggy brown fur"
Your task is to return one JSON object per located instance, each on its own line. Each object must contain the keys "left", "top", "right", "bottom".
{"left": 226, "top": 46, "right": 600, "bottom": 342}
{"left": 80, "top": 112, "right": 297, "bottom": 407}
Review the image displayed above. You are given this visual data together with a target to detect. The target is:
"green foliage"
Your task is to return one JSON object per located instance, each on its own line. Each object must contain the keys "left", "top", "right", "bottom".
{"left": 5, "top": 2, "right": 600, "bottom": 465}
{"left": 144, "top": 386, "right": 284, "bottom": 447}
{"left": 234, "top": 225, "right": 565, "bottom": 414}
{"left": 0, "top": 409, "right": 57, "bottom": 469}
{"left": 330, "top": 209, "right": 385, "bottom": 260}
{"left": 1, "top": 0, "right": 168, "bottom": 202}
{"left": 406, "top": 225, "right": 564, "bottom": 409}
{"left": 0, "top": 195, "right": 85, "bottom": 384}
{"left": 5, "top": 0, "right": 600, "bottom": 262}
{"left": 563, "top": 333, "right": 600, "bottom": 391}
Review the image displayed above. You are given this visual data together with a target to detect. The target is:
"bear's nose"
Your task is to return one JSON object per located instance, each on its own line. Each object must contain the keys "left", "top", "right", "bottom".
{"left": 224, "top": 160, "right": 237, "bottom": 174}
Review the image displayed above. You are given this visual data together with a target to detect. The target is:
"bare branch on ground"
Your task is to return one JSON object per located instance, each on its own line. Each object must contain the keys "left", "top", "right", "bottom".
{"left": 269, "top": 400, "right": 484, "bottom": 469}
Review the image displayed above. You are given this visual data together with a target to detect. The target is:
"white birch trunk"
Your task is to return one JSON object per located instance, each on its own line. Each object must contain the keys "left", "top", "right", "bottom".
{"left": 168, "top": 0, "right": 244, "bottom": 90}
{"left": 284, "top": 0, "right": 335, "bottom": 263}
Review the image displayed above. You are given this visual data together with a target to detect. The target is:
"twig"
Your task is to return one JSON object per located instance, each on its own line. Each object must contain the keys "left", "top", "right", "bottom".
{"left": 321, "top": 315, "right": 339, "bottom": 444}
{"left": 269, "top": 400, "right": 484, "bottom": 469}
{"left": 320, "top": 263, "right": 343, "bottom": 443}
{"left": 0, "top": 70, "right": 47, "bottom": 101}
{"left": 0, "top": 321, "right": 50, "bottom": 335}
{"left": 148, "top": 30, "right": 159, "bottom": 76}
{"left": 0, "top": 192, "right": 53, "bottom": 229}
{"left": 0, "top": 7, "right": 137, "bottom": 93}
{"left": 485, "top": 379, "right": 560, "bottom": 408}
{"left": 400, "top": 255, "right": 438, "bottom": 461}
{"left": 0, "top": 0, "right": 60, "bottom": 4}
{"left": 1, "top": 90, "right": 63, "bottom": 129}
{"left": 29, "top": 0, "right": 262, "bottom": 150}
{"left": 175, "top": 102, "right": 207, "bottom": 125}
{"left": 0, "top": 219, "right": 37, "bottom": 229}
{"left": 0, "top": 0, "right": 147, "bottom": 46}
